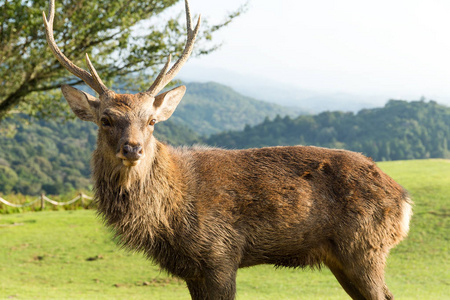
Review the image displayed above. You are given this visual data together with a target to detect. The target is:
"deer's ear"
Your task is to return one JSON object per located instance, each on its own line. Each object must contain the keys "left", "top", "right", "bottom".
{"left": 61, "top": 85, "right": 100, "bottom": 122}
{"left": 153, "top": 85, "right": 186, "bottom": 122}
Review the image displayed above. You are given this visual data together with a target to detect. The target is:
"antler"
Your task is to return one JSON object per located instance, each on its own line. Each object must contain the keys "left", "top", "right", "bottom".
{"left": 42, "top": 0, "right": 108, "bottom": 95}
{"left": 147, "top": 0, "right": 201, "bottom": 96}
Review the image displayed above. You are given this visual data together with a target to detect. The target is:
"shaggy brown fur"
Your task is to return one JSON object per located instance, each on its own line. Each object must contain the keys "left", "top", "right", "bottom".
{"left": 44, "top": 0, "right": 411, "bottom": 295}
{"left": 94, "top": 140, "right": 412, "bottom": 300}
{"left": 59, "top": 84, "right": 412, "bottom": 300}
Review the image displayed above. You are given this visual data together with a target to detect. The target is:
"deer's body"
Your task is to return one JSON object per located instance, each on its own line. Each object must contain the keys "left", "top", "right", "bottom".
{"left": 95, "top": 140, "right": 411, "bottom": 299}
{"left": 43, "top": 0, "right": 412, "bottom": 298}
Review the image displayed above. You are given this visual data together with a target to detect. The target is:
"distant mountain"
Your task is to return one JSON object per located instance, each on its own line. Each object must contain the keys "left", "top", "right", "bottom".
{"left": 205, "top": 100, "right": 450, "bottom": 161}
{"left": 181, "top": 66, "right": 391, "bottom": 112}
{"left": 182, "top": 65, "right": 450, "bottom": 113}
{"left": 171, "top": 82, "right": 305, "bottom": 136}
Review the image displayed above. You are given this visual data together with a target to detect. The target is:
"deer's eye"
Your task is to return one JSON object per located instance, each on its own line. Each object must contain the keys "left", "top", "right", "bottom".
{"left": 149, "top": 119, "right": 156, "bottom": 126}
{"left": 101, "top": 117, "right": 111, "bottom": 127}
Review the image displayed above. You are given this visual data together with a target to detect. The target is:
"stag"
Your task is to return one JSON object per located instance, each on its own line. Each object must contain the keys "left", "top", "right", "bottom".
{"left": 43, "top": 0, "right": 412, "bottom": 299}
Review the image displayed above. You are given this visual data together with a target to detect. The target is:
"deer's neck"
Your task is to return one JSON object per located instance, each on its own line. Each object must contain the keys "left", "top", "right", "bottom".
{"left": 93, "top": 140, "right": 187, "bottom": 251}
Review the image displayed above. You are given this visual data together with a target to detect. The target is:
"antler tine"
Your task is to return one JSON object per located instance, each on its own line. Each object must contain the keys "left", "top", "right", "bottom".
{"left": 147, "top": 0, "right": 201, "bottom": 96}
{"left": 43, "top": 0, "right": 108, "bottom": 95}
{"left": 185, "top": 0, "right": 194, "bottom": 32}
{"left": 85, "top": 53, "right": 108, "bottom": 93}
{"left": 147, "top": 54, "right": 172, "bottom": 96}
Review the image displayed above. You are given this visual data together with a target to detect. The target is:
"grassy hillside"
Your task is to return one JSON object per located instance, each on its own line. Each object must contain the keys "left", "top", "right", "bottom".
{"left": 0, "top": 159, "right": 448, "bottom": 299}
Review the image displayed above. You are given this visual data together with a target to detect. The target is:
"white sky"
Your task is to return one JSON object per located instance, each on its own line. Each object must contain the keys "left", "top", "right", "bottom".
{"left": 163, "top": 0, "right": 450, "bottom": 103}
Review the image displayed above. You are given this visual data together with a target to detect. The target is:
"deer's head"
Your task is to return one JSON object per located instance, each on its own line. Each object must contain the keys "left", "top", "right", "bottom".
{"left": 43, "top": 0, "right": 200, "bottom": 168}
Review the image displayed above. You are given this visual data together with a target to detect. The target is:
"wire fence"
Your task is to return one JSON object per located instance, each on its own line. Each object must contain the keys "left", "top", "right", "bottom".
{"left": 0, "top": 192, "right": 94, "bottom": 211}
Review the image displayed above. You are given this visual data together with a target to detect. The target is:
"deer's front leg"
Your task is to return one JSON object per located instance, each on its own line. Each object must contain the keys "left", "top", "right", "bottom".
{"left": 186, "top": 266, "right": 238, "bottom": 300}
{"left": 186, "top": 278, "right": 209, "bottom": 300}
{"left": 204, "top": 267, "right": 238, "bottom": 300}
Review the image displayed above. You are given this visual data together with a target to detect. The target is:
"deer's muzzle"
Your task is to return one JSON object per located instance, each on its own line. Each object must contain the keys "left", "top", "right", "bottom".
{"left": 117, "top": 142, "right": 144, "bottom": 167}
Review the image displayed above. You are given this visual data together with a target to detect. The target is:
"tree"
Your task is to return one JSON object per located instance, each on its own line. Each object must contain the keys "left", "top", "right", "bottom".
{"left": 0, "top": 0, "right": 244, "bottom": 119}
{"left": 0, "top": 165, "right": 19, "bottom": 194}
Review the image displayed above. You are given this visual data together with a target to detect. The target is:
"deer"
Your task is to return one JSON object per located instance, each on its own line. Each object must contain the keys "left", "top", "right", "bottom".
{"left": 43, "top": 0, "right": 412, "bottom": 299}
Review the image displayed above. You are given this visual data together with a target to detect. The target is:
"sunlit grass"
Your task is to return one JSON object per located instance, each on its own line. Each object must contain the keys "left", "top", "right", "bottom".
{"left": 0, "top": 159, "right": 448, "bottom": 299}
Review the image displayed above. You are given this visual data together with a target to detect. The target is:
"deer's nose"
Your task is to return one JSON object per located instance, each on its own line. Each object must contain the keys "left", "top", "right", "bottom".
{"left": 123, "top": 143, "right": 143, "bottom": 159}
{"left": 117, "top": 142, "right": 144, "bottom": 165}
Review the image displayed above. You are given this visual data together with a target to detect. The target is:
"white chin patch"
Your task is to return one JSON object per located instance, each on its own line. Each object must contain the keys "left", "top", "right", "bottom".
{"left": 122, "top": 160, "right": 140, "bottom": 167}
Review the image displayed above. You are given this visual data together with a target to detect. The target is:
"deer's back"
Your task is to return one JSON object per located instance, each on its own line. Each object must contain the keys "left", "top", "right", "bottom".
{"left": 176, "top": 145, "right": 408, "bottom": 268}
{"left": 187, "top": 145, "right": 405, "bottom": 208}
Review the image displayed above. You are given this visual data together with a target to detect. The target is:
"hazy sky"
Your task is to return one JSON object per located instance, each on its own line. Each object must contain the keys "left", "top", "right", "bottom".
{"left": 162, "top": 0, "right": 450, "bottom": 103}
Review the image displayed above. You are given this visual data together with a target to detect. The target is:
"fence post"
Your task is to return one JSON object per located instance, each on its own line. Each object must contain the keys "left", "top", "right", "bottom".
{"left": 80, "top": 192, "right": 85, "bottom": 209}
{"left": 40, "top": 193, "right": 45, "bottom": 211}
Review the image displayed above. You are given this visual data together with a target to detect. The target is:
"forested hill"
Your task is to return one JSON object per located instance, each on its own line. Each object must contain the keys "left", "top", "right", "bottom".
{"left": 171, "top": 82, "right": 304, "bottom": 136}
{"left": 0, "top": 118, "right": 199, "bottom": 195}
{"left": 206, "top": 100, "right": 450, "bottom": 161}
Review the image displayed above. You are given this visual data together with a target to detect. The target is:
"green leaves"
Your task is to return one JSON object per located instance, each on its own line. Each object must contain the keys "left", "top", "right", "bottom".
{"left": 0, "top": 0, "right": 244, "bottom": 119}
{"left": 0, "top": 165, "right": 19, "bottom": 194}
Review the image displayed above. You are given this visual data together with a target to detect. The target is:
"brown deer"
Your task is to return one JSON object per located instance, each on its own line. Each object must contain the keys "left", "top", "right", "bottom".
{"left": 43, "top": 0, "right": 412, "bottom": 299}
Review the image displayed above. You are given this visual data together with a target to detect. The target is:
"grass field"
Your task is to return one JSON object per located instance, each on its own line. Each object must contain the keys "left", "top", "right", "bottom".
{"left": 0, "top": 159, "right": 448, "bottom": 299}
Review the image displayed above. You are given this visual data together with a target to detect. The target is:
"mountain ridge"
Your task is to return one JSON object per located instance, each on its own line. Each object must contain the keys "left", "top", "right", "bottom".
{"left": 171, "top": 81, "right": 304, "bottom": 135}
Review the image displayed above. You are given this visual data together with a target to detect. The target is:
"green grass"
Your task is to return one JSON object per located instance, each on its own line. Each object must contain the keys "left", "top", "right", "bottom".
{"left": 0, "top": 159, "right": 448, "bottom": 299}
